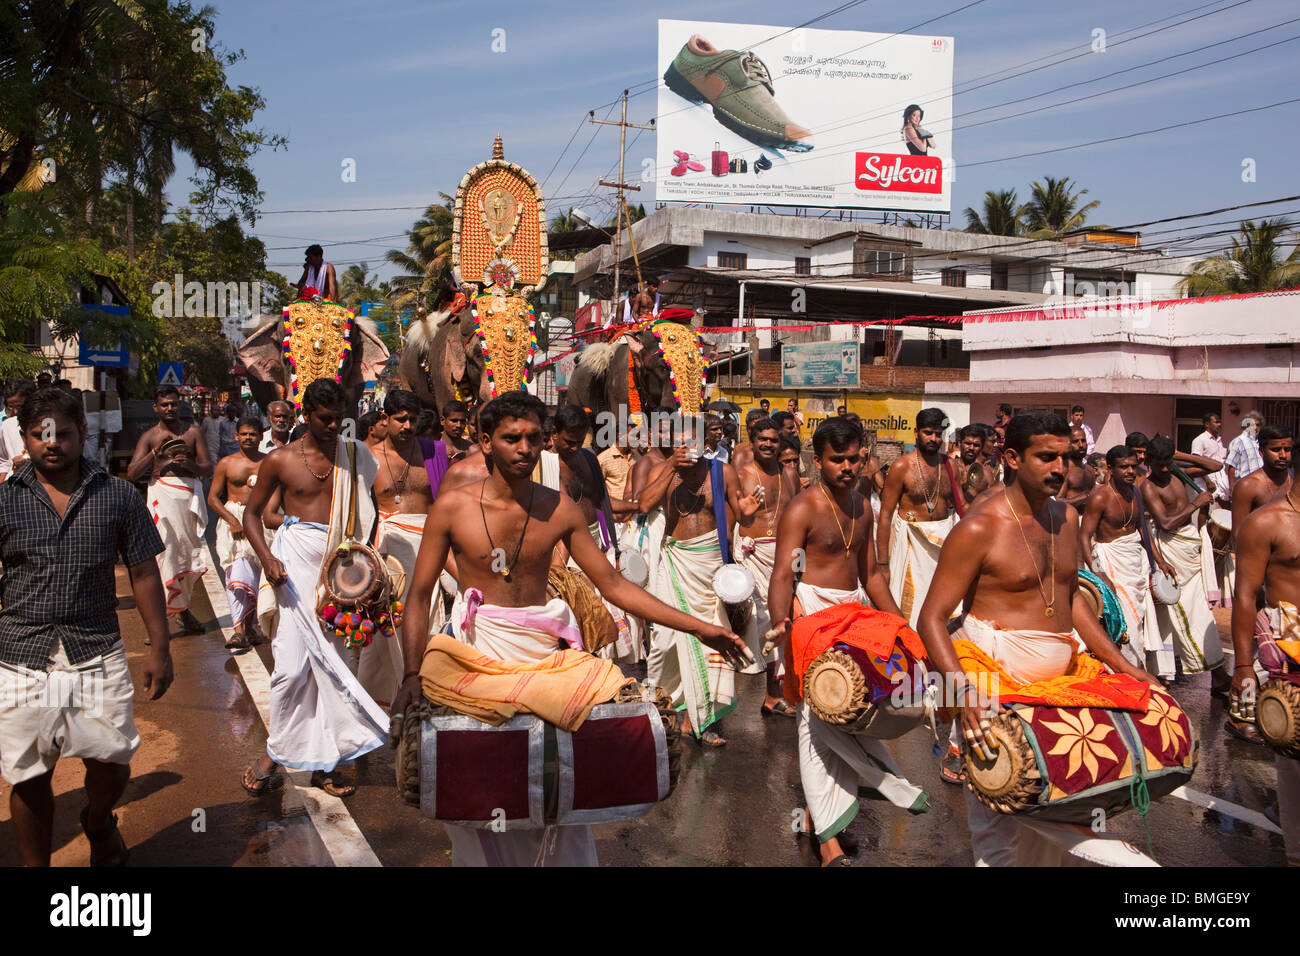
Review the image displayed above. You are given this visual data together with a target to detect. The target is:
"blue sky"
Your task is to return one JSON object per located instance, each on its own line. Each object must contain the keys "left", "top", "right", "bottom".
{"left": 173, "top": 0, "right": 1300, "bottom": 285}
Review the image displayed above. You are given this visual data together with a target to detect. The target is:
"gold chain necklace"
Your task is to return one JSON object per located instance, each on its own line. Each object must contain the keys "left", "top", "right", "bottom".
{"left": 765, "top": 471, "right": 782, "bottom": 538}
{"left": 819, "top": 482, "right": 854, "bottom": 555}
{"left": 300, "top": 438, "right": 332, "bottom": 482}
{"left": 383, "top": 443, "right": 413, "bottom": 505}
{"left": 1004, "top": 491, "right": 1056, "bottom": 618}
{"left": 915, "top": 450, "right": 939, "bottom": 513}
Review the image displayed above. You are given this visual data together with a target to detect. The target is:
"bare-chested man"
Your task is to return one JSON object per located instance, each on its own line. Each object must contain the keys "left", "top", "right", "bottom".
{"left": 952, "top": 424, "right": 991, "bottom": 511}
{"left": 639, "top": 414, "right": 762, "bottom": 745}
{"left": 1231, "top": 425, "right": 1294, "bottom": 535}
{"left": 127, "top": 385, "right": 213, "bottom": 635}
{"left": 440, "top": 400, "right": 472, "bottom": 461}
{"left": 239, "top": 379, "right": 389, "bottom": 798}
{"left": 1141, "top": 436, "right": 1228, "bottom": 693}
{"left": 767, "top": 418, "right": 919, "bottom": 866}
{"left": 627, "top": 277, "right": 660, "bottom": 320}
{"left": 729, "top": 409, "right": 767, "bottom": 474}
{"left": 259, "top": 400, "right": 293, "bottom": 452}
{"left": 294, "top": 243, "right": 338, "bottom": 301}
{"left": 918, "top": 413, "right": 1158, "bottom": 865}
{"left": 1057, "top": 426, "right": 1095, "bottom": 508}
{"left": 877, "top": 408, "right": 957, "bottom": 626}
{"left": 1081, "top": 445, "right": 1175, "bottom": 679}
{"left": 733, "top": 417, "right": 799, "bottom": 713}
{"left": 393, "top": 391, "right": 748, "bottom": 866}
{"left": 1231, "top": 484, "right": 1300, "bottom": 864}
{"left": 208, "top": 417, "right": 280, "bottom": 652}
{"left": 364, "top": 389, "right": 448, "bottom": 705}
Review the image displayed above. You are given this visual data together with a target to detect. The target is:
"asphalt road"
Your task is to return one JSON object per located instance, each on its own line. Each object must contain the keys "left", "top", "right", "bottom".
{"left": 0, "top": 551, "right": 1287, "bottom": 867}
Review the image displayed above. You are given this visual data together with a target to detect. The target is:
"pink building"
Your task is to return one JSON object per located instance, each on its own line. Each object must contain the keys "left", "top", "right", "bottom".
{"left": 925, "top": 289, "right": 1300, "bottom": 449}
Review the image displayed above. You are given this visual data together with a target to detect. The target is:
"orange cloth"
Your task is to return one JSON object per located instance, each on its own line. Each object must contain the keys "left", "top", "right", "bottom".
{"left": 419, "top": 633, "right": 633, "bottom": 732}
{"left": 784, "top": 602, "right": 926, "bottom": 704}
{"left": 953, "top": 638, "right": 1151, "bottom": 712}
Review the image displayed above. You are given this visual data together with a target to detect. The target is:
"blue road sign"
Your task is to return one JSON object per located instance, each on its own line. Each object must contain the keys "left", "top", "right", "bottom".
{"left": 78, "top": 304, "right": 131, "bottom": 367}
{"left": 158, "top": 363, "right": 184, "bottom": 388}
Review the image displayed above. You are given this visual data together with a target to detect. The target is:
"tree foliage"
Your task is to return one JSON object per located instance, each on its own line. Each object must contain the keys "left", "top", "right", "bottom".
{"left": 1178, "top": 219, "right": 1300, "bottom": 297}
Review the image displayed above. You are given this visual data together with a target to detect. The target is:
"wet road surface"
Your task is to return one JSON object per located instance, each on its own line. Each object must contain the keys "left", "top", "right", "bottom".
{"left": 0, "top": 549, "right": 1286, "bottom": 867}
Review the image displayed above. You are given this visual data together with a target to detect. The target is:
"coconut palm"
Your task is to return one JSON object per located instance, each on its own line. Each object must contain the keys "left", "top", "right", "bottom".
{"left": 1178, "top": 219, "right": 1300, "bottom": 297}
{"left": 1020, "top": 176, "right": 1101, "bottom": 238}
{"left": 384, "top": 194, "right": 454, "bottom": 313}
{"left": 964, "top": 189, "right": 1023, "bottom": 236}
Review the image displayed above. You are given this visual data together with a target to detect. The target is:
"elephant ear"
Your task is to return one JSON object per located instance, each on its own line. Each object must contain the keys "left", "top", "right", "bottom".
{"left": 348, "top": 318, "right": 390, "bottom": 385}
{"left": 236, "top": 319, "right": 288, "bottom": 391}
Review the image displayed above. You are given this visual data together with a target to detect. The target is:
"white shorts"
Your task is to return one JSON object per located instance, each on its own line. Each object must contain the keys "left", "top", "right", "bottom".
{"left": 0, "top": 640, "right": 140, "bottom": 785}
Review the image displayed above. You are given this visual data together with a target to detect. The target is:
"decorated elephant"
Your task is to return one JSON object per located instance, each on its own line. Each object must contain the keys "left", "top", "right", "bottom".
{"left": 398, "top": 294, "right": 493, "bottom": 412}
{"left": 566, "top": 312, "right": 708, "bottom": 449}
{"left": 237, "top": 300, "right": 389, "bottom": 418}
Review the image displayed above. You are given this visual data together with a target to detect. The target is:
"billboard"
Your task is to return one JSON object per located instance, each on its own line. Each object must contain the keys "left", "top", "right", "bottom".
{"left": 656, "top": 20, "right": 953, "bottom": 212}
{"left": 781, "top": 341, "right": 860, "bottom": 388}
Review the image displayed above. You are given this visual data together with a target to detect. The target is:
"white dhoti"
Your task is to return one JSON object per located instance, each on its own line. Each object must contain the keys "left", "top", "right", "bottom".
{"left": 957, "top": 614, "right": 1157, "bottom": 866}
{"left": 631, "top": 509, "right": 668, "bottom": 683}
{"left": 216, "top": 499, "right": 273, "bottom": 627}
{"left": 444, "top": 589, "right": 596, "bottom": 866}
{"left": 1092, "top": 531, "right": 1173, "bottom": 678}
{"left": 649, "top": 530, "right": 734, "bottom": 736}
{"left": 147, "top": 476, "right": 208, "bottom": 613}
{"left": 362, "top": 511, "right": 428, "bottom": 707}
{"left": 794, "top": 581, "right": 928, "bottom": 841}
{"left": 888, "top": 513, "right": 956, "bottom": 628}
{"left": 569, "top": 523, "right": 638, "bottom": 665}
{"left": 736, "top": 534, "right": 781, "bottom": 676}
{"left": 264, "top": 519, "right": 389, "bottom": 771}
{"left": 1153, "top": 522, "right": 1224, "bottom": 674}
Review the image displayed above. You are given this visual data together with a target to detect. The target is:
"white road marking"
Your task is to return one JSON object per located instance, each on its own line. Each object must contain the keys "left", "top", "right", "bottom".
{"left": 1170, "top": 786, "right": 1283, "bottom": 835}
{"left": 201, "top": 544, "right": 383, "bottom": 866}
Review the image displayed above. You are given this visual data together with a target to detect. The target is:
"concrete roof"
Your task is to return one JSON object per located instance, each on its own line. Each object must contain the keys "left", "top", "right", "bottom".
{"left": 675, "top": 267, "right": 1050, "bottom": 308}
{"left": 928, "top": 377, "right": 1300, "bottom": 398}
{"left": 573, "top": 206, "right": 1198, "bottom": 283}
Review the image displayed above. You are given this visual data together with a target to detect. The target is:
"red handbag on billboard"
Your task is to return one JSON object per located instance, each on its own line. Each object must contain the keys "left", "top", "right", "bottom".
{"left": 711, "top": 141, "right": 729, "bottom": 176}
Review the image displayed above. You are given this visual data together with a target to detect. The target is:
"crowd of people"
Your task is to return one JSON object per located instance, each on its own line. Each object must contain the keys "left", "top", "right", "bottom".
{"left": 1, "top": 376, "right": 1294, "bottom": 869}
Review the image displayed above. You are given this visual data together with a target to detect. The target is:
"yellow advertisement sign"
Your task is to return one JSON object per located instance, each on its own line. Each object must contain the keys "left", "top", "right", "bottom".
{"left": 714, "top": 388, "right": 922, "bottom": 445}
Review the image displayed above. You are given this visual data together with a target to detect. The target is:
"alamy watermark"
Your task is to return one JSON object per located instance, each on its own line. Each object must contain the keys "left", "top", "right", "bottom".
{"left": 151, "top": 274, "right": 262, "bottom": 319}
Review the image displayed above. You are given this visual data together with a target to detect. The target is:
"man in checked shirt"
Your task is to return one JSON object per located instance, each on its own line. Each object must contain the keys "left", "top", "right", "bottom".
{"left": 0, "top": 388, "right": 172, "bottom": 866}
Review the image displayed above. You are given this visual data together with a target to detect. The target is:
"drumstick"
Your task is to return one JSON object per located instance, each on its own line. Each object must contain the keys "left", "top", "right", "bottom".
{"left": 760, "top": 626, "right": 784, "bottom": 657}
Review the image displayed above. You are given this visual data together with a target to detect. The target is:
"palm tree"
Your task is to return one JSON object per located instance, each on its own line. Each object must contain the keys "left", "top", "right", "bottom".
{"left": 1178, "top": 218, "right": 1300, "bottom": 297}
{"left": 384, "top": 194, "right": 454, "bottom": 313}
{"left": 964, "top": 189, "right": 1023, "bottom": 236}
{"left": 1020, "top": 176, "right": 1101, "bottom": 238}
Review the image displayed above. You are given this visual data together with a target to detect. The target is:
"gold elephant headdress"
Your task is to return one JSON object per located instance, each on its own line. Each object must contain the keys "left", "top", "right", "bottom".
{"left": 281, "top": 298, "right": 355, "bottom": 412}
{"left": 650, "top": 309, "right": 707, "bottom": 417}
{"left": 451, "top": 136, "right": 547, "bottom": 396}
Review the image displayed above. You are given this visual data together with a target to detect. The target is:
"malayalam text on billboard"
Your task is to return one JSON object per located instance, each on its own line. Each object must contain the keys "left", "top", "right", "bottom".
{"left": 656, "top": 19, "right": 954, "bottom": 213}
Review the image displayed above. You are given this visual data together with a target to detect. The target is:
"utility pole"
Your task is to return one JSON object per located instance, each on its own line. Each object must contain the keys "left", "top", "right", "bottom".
{"left": 589, "top": 90, "right": 654, "bottom": 322}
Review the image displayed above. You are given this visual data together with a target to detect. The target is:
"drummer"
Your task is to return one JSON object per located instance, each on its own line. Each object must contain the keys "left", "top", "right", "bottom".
{"left": 734, "top": 418, "right": 799, "bottom": 716}
{"left": 916, "top": 412, "right": 1159, "bottom": 866}
{"left": 767, "top": 418, "right": 921, "bottom": 866}
{"left": 1231, "top": 482, "right": 1300, "bottom": 865}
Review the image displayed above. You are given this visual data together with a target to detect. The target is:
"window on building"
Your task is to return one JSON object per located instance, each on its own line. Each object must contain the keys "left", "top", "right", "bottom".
{"left": 991, "top": 263, "right": 1009, "bottom": 291}
{"left": 24, "top": 320, "right": 42, "bottom": 349}
{"left": 794, "top": 256, "right": 811, "bottom": 275}
{"left": 941, "top": 268, "right": 967, "bottom": 287}
{"left": 854, "top": 248, "right": 907, "bottom": 277}
{"left": 718, "top": 252, "right": 747, "bottom": 270}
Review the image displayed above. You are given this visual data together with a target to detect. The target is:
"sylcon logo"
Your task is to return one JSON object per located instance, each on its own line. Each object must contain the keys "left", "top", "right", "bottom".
{"left": 854, "top": 153, "right": 943, "bottom": 193}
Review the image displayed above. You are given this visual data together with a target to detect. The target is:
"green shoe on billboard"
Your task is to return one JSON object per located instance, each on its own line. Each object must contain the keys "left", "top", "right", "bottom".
{"left": 663, "top": 34, "right": 814, "bottom": 152}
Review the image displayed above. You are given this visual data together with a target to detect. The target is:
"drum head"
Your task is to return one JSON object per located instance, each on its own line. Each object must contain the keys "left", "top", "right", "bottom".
{"left": 963, "top": 714, "right": 1042, "bottom": 813}
{"left": 804, "top": 650, "right": 866, "bottom": 724}
{"left": 1151, "top": 570, "right": 1181, "bottom": 605}
{"left": 619, "top": 550, "right": 650, "bottom": 587}
{"left": 713, "top": 563, "right": 755, "bottom": 605}
{"left": 326, "top": 549, "right": 381, "bottom": 602}
{"left": 1077, "top": 577, "right": 1103, "bottom": 621}
{"left": 1257, "top": 680, "right": 1300, "bottom": 758}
